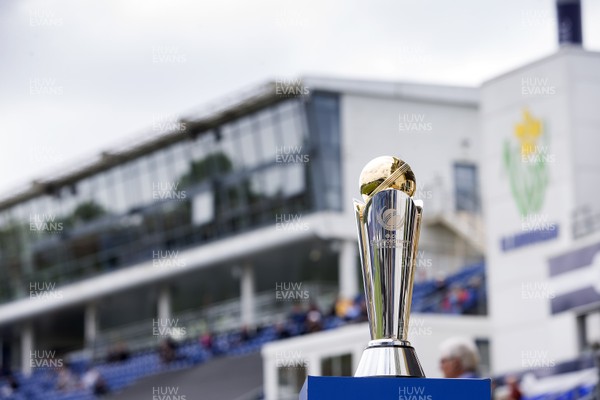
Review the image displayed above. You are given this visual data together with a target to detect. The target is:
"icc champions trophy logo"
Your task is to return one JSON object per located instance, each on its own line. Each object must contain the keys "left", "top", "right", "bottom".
{"left": 377, "top": 207, "right": 405, "bottom": 231}
{"left": 503, "top": 109, "right": 551, "bottom": 217}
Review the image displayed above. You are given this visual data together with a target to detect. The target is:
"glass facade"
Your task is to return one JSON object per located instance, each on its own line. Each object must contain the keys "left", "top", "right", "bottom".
{"left": 0, "top": 94, "right": 342, "bottom": 302}
{"left": 454, "top": 162, "right": 480, "bottom": 213}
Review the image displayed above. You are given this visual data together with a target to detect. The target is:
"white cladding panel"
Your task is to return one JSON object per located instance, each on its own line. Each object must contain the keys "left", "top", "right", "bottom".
{"left": 570, "top": 54, "right": 600, "bottom": 211}
{"left": 481, "top": 49, "right": 600, "bottom": 374}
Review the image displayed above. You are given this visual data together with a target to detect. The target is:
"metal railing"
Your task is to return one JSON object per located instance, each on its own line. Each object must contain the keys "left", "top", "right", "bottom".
{"left": 91, "top": 282, "right": 338, "bottom": 359}
{"left": 0, "top": 189, "right": 312, "bottom": 302}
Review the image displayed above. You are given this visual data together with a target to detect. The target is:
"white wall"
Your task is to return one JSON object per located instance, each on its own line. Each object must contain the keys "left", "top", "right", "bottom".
{"left": 569, "top": 52, "right": 600, "bottom": 213}
{"left": 480, "top": 48, "right": 600, "bottom": 374}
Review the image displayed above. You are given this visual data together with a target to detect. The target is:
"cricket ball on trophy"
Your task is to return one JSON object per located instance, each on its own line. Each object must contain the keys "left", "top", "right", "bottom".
{"left": 359, "top": 155, "right": 416, "bottom": 201}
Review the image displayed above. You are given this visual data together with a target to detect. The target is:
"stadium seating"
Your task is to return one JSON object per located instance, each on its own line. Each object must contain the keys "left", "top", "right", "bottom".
{"left": 0, "top": 263, "right": 489, "bottom": 399}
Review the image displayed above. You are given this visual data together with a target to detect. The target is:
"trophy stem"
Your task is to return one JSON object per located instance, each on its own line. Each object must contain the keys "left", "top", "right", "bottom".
{"left": 354, "top": 188, "right": 425, "bottom": 377}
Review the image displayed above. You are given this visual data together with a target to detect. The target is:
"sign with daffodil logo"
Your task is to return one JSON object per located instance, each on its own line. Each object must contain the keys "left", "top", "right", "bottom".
{"left": 503, "top": 109, "right": 554, "bottom": 218}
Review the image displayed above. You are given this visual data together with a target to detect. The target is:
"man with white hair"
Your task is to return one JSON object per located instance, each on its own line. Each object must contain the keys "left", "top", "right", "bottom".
{"left": 439, "top": 337, "right": 480, "bottom": 378}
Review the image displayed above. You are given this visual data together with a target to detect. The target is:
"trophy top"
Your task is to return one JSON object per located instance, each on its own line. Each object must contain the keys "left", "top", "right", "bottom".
{"left": 359, "top": 156, "right": 416, "bottom": 202}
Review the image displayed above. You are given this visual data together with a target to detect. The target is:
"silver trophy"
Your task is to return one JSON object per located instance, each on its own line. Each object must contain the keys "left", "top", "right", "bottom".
{"left": 353, "top": 156, "right": 425, "bottom": 377}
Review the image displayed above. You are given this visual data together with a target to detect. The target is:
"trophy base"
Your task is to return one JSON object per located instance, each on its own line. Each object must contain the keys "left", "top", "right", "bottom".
{"left": 354, "top": 340, "right": 425, "bottom": 377}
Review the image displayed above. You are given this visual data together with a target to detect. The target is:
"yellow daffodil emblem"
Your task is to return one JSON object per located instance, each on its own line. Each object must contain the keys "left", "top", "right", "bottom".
{"left": 514, "top": 109, "right": 542, "bottom": 156}
{"left": 503, "top": 108, "right": 549, "bottom": 217}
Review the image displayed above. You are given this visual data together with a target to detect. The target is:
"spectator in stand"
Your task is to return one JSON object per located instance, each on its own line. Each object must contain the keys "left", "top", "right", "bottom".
{"left": 463, "top": 276, "right": 483, "bottom": 315}
{"left": 443, "top": 286, "right": 467, "bottom": 314}
{"left": 289, "top": 304, "right": 307, "bottom": 335}
{"left": 239, "top": 325, "right": 255, "bottom": 344}
{"left": 275, "top": 322, "right": 292, "bottom": 339}
{"left": 106, "top": 341, "right": 130, "bottom": 363}
{"left": 255, "top": 323, "right": 266, "bottom": 336}
{"left": 458, "top": 287, "right": 470, "bottom": 313}
{"left": 56, "top": 365, "right": 78, "bottom": 391}
{"left": 332, "top": 296, "right": 352, "bottom": 320}
{"left": 434, "top": 276, "right": 448, "bottom": 294}
{"left": 200, "top": 331, "right": 213, "bottom": 353}
{"left": 356, "top": 295, "right": 369, "bottom": 322}
{"left": 159, "top": 337, "right": 178, "bottom": 364}
{"left": 345, "top": 295, "right": 364, "bottom": 321}
{"left": 327, "top": 297, "right": 337, "bottom": 318}
{"left": 82, "top": 367, "right": 109, "bottom": 396}
{"left": 0, "top": 373, "right": 19, "bottom": 397}
{"left": 305, "top": 303, "right": 323, "bottom": 333}
{"left": 439, "top": 337, "right": 480, "bottom": 378}
{"left": 441, "top": 290, "right": 451, "bottom": 313}
{"left": 505, "top": 376, "right": 522, "bottom": 400}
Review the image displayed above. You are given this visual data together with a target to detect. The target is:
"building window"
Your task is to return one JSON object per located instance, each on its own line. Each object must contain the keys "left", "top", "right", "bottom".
{"left": 475, "top": 338, "right": 491, "bottom": 377}
{"left": 305, "top": 92, "right": 342, "bottom": 212}
{"left": 454, "top": 162, "right": 480, "bottom": 213}
{"left": 256, "top": 108, "right": 278, "bottom": 164}
{"left": 277, "top": 364, "right": 307, "bottom": 400}
{"left": 321, "top": 353, "right": 352, "bottom": 376}
{"left": 577, "top": 309, "right": 600, "bottom": 351}
{"left": 192, "top": 190, "right": 214, "bottom": 225}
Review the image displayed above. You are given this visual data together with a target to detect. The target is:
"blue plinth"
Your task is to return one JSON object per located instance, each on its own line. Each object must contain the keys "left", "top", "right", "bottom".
{"left": 300, "top": 376, "right": 491, "bottom": 400}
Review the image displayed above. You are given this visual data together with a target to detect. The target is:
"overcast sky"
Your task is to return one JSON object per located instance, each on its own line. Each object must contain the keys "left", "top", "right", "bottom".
{"left": 1, "top": 0, "right": 599, "bottom": 195}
